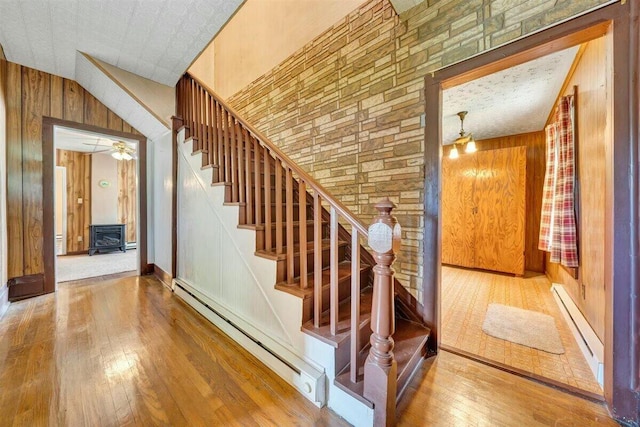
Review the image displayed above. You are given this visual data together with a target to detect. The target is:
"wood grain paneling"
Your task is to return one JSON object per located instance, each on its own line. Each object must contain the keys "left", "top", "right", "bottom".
{"left": 83, "top": 92, "right": 108, "bottom": 129}
{"left": 441, "top": 155, "right": 476, "bottom": 268}
{"left": 5, "top": 61, "right": 140, "bottom": 282}
{"left": 441, "top": 146, "right": 526, "bottom": 275}
{"left": 0, "top": 56, "right": 7, "bottom": 291}
{"left": 118, "top": 160, "right": 137, "bottom": 243}
{"left": 474, "top": 146, "right": 526, "bottom": 275}
{"left": 447, "top": 131, "right": 546, "bottom": 272}
{"left": 6, "top": 62, "right": 23, "bottom": 279}
{"left": 56, "top": 150, "right": 91, "bottom": 253}
{"left": 22, "top": 67, "right": 49, "bottom": 275}
{"left": 50, "top": 75, "right": 63, "bottom": 120}
{"left": 545, "top": 36, "right": 609, "bottom": 342}
{"left": 62, "top": 79, "right": 83, "bottom": 123}
{"left": 107, "top": 110, "right": 123, "bottom": 132}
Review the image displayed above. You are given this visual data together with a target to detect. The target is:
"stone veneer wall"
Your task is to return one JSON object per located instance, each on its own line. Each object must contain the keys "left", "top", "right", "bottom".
{"left": 226, "top": 0, "right": 613, "bottom": 297}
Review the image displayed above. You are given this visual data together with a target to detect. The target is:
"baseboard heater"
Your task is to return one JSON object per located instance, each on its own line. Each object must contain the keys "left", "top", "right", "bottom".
{"left": 172, "top": 278, "right": 326, "bottom": 407}
{"left": 551, "top": 283, "right": 604, "bottom": 387}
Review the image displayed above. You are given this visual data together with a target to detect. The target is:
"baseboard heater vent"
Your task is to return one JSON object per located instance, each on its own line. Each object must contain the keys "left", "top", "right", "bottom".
{"left": 172, "top": 278, "right": 326, "bottom": 407}
{"left": 174, "top": 281, "right": 299, "bottom": 374}
{"left": 551, "top": 283, "right": 604, "bottom": 387}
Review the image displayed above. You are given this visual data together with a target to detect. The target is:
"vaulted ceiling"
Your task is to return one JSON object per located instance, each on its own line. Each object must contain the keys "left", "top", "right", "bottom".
{"left": 0, "top": 0, "right": 243, "bottom": 86}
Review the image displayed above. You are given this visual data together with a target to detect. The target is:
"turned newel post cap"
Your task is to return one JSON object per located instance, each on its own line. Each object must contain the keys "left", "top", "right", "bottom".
{"left": 374, "top": 197, "right": 396, "bottom": 214}
{"left": 368, "top": 198, "right": 402, "bottom": 254}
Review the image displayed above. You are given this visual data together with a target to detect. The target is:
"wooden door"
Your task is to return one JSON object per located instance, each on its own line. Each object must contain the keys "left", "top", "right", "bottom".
{"left": 473, "top": 146, "right": 526, "bottom": 275}
{"left": 441, "top": 154, "right": 476, "bottom": 268}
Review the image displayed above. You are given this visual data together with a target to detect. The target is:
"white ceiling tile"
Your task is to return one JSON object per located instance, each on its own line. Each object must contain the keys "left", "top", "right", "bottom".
{"left": 442, "top": 45, "right": 579, "bottom": 144}
{"left": 0, "top": 0, "right": 243, "bottom": 85}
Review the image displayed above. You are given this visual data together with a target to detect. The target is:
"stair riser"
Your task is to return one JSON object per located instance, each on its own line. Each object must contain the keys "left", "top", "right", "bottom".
{"left": 275, "top": 244, "right": 347, "bottom": 284}
{"left": 301, "top": 268, "right": 371, "bottom": 323}
{"left": 333, "top": 325, "right": 374, "bottom": 377}
{"left": 262, "top": 222, "right": 328, "bottom": 250}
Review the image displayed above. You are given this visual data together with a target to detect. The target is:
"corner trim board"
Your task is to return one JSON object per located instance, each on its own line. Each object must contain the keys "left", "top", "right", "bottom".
{"left": 0, "top": 285, "right": 9, "bottom": 318}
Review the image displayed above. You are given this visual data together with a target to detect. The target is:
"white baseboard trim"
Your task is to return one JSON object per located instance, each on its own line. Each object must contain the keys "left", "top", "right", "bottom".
{"left": 173, "top": 278, "right": 326, "bottom": 407}
{"left": 551, "top": 283, "right": 604, "bottom": 387}
{"left": 0, "top": 285, "right": 9, "bottom": 319}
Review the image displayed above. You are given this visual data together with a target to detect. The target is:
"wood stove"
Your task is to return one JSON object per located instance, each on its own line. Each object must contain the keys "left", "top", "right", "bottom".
{"left": 89, "top": 224, "right": 126, "bottom": 255}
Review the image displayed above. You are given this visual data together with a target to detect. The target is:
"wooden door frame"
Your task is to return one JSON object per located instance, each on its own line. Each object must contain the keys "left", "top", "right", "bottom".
{"left": 422, "top": 1, "right": 639, "bottom": 422}
{"left": 54, "top": 165, "right": 68, "bottom": 255}
{"left": 42, "top": 117, "right": 149, "bottom": 293}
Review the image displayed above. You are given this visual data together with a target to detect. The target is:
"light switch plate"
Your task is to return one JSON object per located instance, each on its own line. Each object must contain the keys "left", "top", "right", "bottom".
{"left": 77, "top": 198, "right": 83, "bottom": 204}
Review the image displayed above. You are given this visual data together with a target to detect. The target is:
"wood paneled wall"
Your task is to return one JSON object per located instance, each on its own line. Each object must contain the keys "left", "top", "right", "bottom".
{"left": 446, "top": 131, "right": 546, "bottom": 273}
{"left": 442, "top": 146, "right": 527, "bottom": 275}
{"left": 6, "top": 61, "right": 140, "bottom": 280}
{"left": 0, "top": 56, "right": 8, "bottom": 293}
{"left": 546, "top": 36, "right": 610, "bottom": 342}
{"left": 117, "top": 160, "right": 137, "bottom": 243}
{"left": 56, "top": 150, "right": 91, "bottom": 253}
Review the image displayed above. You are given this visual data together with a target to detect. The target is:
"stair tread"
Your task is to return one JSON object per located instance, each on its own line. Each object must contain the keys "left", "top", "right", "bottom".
{"left": 301, "top": 287, "right": 373, "bottom": 348}
{"left": 274, "top": 260, "right": 371, "bottom": 299}
{"left": 333, "top": 318, "right": 430, "bottom": 405}
{"left": 255, "top": 239, "right": 347, "bottom": 261}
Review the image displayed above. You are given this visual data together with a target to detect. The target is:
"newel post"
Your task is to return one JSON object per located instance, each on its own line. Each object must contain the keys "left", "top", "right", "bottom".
{"left": 364, "top": 198, "right": 401, "bottom": 426}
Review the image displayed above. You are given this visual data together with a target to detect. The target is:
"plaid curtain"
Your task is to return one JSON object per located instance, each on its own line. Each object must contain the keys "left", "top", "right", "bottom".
{"left": 538, "top": 95, "right": 578, "bottom": 267}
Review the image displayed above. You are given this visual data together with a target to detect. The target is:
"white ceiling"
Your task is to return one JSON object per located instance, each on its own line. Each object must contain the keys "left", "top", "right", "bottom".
{"left": 442, "top": 45, "right": 580, "bottom": 144}
{"left": 0, "top": 0, "right": 243, "bottom": 86}
{"left": 55, "top": 127, "right": 137, "bottom": 154}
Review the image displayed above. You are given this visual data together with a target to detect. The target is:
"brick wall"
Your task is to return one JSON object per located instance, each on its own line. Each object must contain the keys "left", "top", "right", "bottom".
{"left": 227, "top": 0, "right": 612, "bottom": 297}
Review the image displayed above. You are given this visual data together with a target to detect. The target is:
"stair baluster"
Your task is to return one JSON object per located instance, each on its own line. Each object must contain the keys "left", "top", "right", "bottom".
{"left": 176, "top": 73, "right": 428, "bottom": 425}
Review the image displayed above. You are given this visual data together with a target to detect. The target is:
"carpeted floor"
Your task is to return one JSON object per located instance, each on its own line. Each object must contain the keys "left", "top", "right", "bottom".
{"left": 56, "top": 250, "right": 137, "bottom": 283}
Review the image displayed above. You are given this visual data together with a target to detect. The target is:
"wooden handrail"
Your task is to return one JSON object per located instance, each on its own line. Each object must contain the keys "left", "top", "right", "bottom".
{"left": 185, "top": 72, "right": 368, "bottom": 237}
{"left": 176, "top": 73, "right": 406, "bottom": 408}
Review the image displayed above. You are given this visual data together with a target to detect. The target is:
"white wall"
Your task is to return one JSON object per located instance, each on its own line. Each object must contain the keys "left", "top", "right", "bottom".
{"left": 91, "top": 153, "right": 119, "bottom": 224}
{"left": 151, "top": 131, "right": 172, "bottom": 274}
{"left": 94, "top": 58, "right": 175, "bottom": 127}
{"left": 189, "top": 0, "right": 366, "bottom": 98}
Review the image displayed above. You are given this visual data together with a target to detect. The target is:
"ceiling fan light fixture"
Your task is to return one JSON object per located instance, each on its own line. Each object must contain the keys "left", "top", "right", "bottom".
{"left": 449, "top": 144, "right": 459, "bottom": 159}
{"left": 451, "top": 111, "right": 477, "bottom": 157}
{"left": 122, "top": 152, "right": 133, "bottom": 161}
{"left": 465, "top": 136, "right": 477, "bottom": 153}
{"left": 112, "top": 151, "right": 124, "bottom": 160}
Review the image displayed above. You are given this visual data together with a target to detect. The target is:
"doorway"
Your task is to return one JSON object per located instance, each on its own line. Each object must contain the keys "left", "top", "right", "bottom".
{"left": 422, "top": 2, "right": 639, "bottom": 422}
{"left": 437, "top": 39, "right": 608, "bottom": 398}
{"left": 43, "top": 117, "right": 148, "bottom": 290}
{"left": 53, "top": 126, "right": 140, "bottom": 283}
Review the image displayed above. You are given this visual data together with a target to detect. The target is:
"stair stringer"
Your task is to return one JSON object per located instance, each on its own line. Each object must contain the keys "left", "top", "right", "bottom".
{"left": 176, "top": 133, "right": 338, "bottom": 405}
{"left": 176, "top": 132, "right": 376, "bottom": 422}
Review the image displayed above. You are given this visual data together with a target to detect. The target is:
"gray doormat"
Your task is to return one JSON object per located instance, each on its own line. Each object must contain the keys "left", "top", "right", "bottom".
{"left": 482, "top": 303, "right": 565, "bottom": 354}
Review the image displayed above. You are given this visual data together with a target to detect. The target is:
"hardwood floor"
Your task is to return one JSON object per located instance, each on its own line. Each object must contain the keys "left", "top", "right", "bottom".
{"left": 397, "top": 350, "right": 616, "bottom": 426}
{"left": 0, "top": 274, "right": 616, "bottom": 426}
{"left": 0, "top": 275, "right": 346, "bottom": 426}
{"left": 441, "top": 266, "right": 603, "bottom": 396}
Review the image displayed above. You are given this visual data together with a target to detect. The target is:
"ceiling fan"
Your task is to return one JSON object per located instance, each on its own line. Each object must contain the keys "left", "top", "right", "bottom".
{"left": 83, "top": 140, "right": 137, "bottom": 160}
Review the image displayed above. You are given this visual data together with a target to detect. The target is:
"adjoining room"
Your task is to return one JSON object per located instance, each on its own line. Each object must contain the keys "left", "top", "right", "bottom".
{"left": 439, "top": 31, "right": 610, "bottom": 398}
{"left": 54, "top": 126, "right": 139, "bottom": 283}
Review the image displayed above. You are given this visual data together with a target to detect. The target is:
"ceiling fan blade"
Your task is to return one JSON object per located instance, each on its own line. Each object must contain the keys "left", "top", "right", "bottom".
{"left": 84, "top": 148, "right": 112, "bottom": 155}
{"left": 82, "top": 141, "right": 113, "bottom": 146}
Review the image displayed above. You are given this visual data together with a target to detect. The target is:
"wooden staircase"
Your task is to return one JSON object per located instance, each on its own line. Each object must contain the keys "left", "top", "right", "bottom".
{"left": 176, "top": 73, "right": 430, "bottom": 424}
